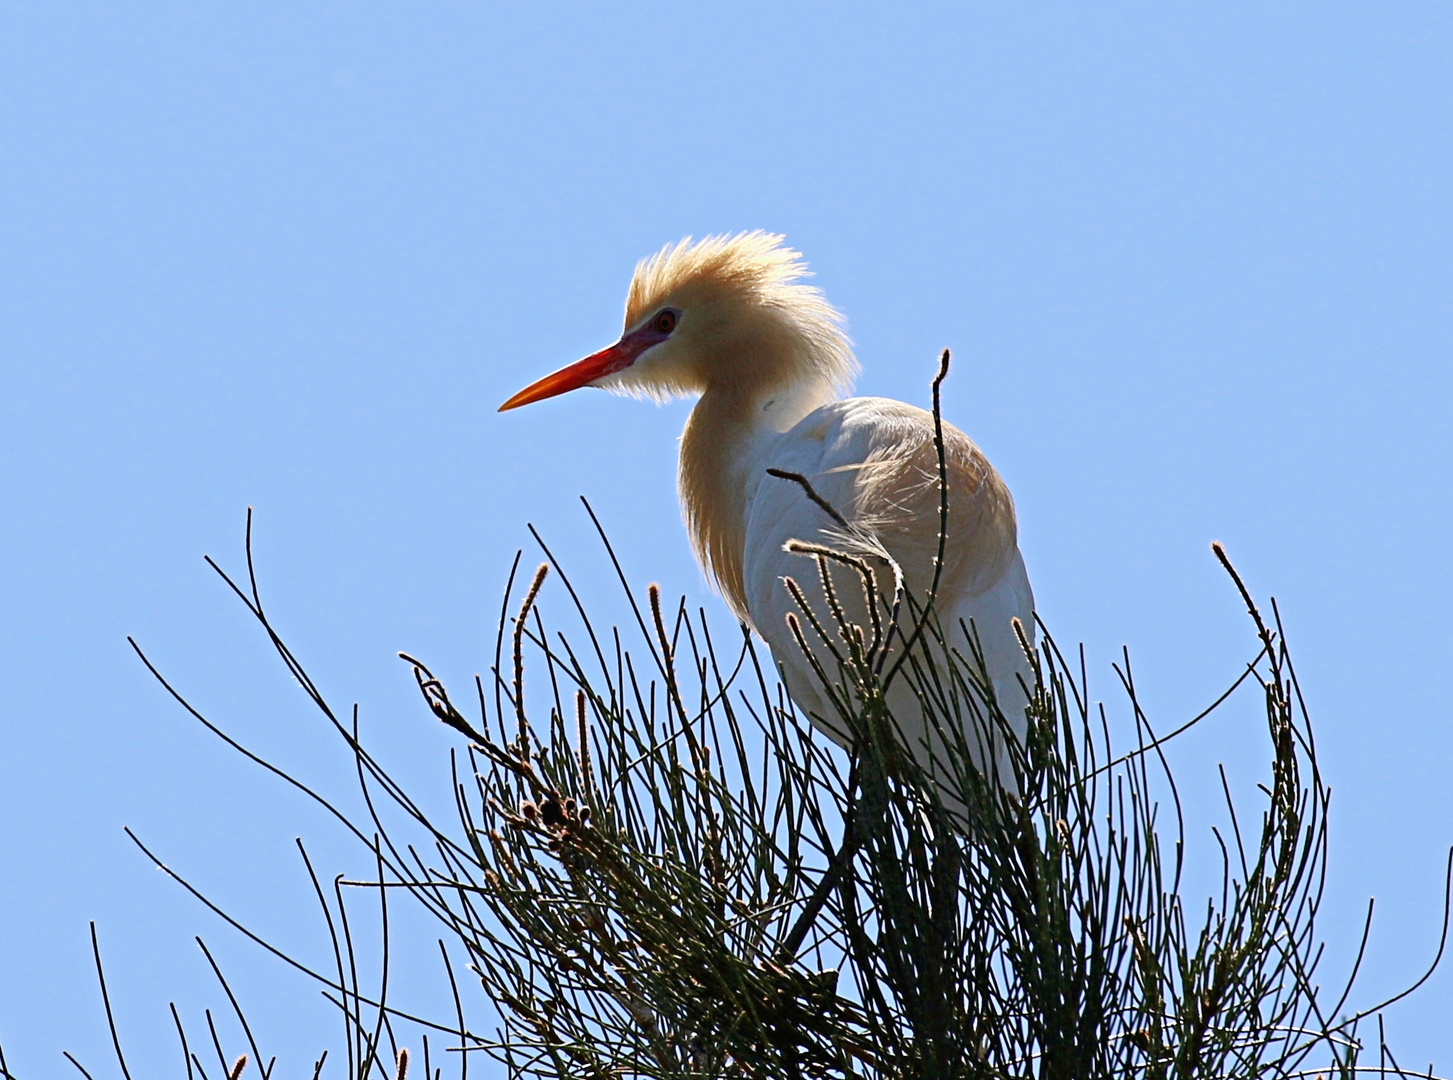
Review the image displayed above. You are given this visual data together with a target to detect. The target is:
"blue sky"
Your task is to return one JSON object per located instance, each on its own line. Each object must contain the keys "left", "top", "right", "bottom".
{"left": 2, "top": 3, "right": 1451, "bottom": 1073}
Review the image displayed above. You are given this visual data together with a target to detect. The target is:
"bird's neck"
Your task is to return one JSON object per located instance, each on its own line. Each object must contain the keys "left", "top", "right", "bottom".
{"left": 679, "top": 378, "right": 838, "bottom": 622}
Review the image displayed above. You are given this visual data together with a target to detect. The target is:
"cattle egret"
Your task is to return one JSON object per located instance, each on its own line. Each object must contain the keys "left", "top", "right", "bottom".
{"left": 501, "top": 232, "right": 1034, "bottom": 798}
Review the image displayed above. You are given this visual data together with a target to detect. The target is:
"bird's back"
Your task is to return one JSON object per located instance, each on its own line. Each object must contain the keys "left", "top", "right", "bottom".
{"left": 740, "top": 396, "right": 1034, "bottom": 789}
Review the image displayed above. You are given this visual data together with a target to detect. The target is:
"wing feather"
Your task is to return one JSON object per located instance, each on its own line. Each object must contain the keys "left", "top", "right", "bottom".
{"left": 742, "top": 397, "right": 1034, "bottom": 787}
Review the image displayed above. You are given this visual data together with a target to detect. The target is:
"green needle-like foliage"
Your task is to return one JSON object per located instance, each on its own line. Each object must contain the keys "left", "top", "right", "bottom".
{"left": 363, "top": 494, "right": 1447, "bottom": 1079}
{"left": 16, "top": 372, "right": 1448, "bottom": 1080}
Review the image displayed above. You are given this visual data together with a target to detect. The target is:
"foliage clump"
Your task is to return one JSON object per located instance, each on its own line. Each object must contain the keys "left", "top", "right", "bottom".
{"left": 7, "top": 372, "right": 1448, "bottom": 1078}
{"left": 387, "top": 519, "right": 1439, "bottom": 1079}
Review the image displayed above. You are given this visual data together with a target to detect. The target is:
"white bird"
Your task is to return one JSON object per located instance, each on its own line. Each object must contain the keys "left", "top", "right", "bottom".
{"left": 501, "top": 232, "right": 1034, "bottom": 798}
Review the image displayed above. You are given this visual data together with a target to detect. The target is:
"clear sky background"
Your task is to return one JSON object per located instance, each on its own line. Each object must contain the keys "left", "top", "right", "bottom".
{"left": 2, "top": 3, "right": 1451, "bottom": 1074}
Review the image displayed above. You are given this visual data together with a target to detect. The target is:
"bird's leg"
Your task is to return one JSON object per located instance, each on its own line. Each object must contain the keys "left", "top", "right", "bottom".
{"left": 774, "top": 756, "right": 864, "bottom": 964}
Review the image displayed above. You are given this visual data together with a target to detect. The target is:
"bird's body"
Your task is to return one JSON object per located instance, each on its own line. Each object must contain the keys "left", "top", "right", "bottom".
{"left": 731, "top": 397, "right": 1034, "bottom": 768}
{"left": 502, "top": 233, "right": 1035, "bottom": 791}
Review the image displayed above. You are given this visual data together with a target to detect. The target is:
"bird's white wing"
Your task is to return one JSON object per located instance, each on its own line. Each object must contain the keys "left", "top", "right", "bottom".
{"left": 739, "top": 401, "right": 867, "bottom": 746}
{"left": 741, "top": 396, "right": 1034, "bottom": 790}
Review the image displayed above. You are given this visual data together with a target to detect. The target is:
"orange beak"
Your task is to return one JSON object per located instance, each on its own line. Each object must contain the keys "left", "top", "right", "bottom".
{"left": 499, "top": 323, "right": 670, "bottom": 412}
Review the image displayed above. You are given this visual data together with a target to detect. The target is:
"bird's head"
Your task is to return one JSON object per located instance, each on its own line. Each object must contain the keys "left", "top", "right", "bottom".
{"left": 499, "top": 232, "right": 856, "bottom": 412}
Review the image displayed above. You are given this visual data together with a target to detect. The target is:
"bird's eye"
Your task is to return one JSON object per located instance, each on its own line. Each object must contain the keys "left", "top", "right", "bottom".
{"left": 653, "top": 309, "right": 678, "bottom": 334}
